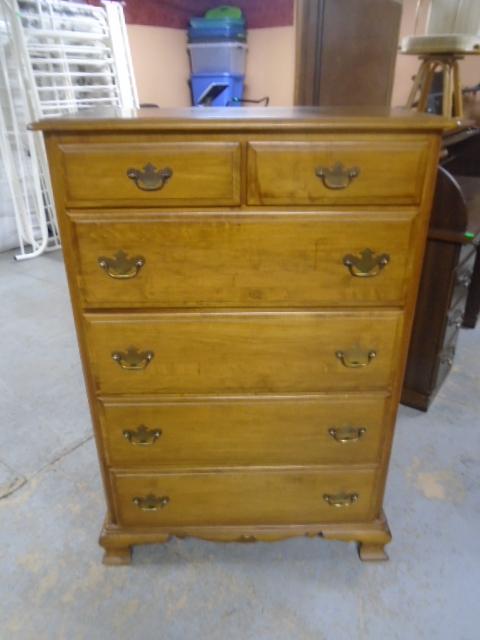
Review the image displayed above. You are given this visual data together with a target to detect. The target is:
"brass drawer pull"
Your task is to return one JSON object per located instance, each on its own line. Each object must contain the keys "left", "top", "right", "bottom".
{"left": 123, "top": 425, "right": 162, "bottom": 446}
{"left": 335, "top": 348, "right": 376, "bottom": 368}
{"left": 98, "top": 250, "right": 145, "bottom": 279}
{"left": 127, "top": 163, "right": 173, "bottom": 191}
{"left": 328, "top": 426, "right": 366, "bottom": 443}
{"left": 112, "top": 347, "right": 154, "bottom": 370}
{"left": 315, "top": 162, "right": 360, "bottom": 190}
{"left": 343, "top": 248, "right": 390, "bottom": 278}
{"left": 323, "top": 492, "right": 359, "bottom": 507}
{"left": 132, "top": 494, "right": 170, "bottom": 511}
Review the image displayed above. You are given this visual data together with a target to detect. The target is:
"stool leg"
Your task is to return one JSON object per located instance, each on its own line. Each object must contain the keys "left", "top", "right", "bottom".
{"left": 453, "top": 59, "right": 464, "bottom": 118}
{"left": 442, "top": 59, "right": 453, "bottom": 117}
{"left": 418, "top": 60, "right": 436, "bottom": 111}
{"left": 406, "top": 59, "right": 428, "bottom": 109}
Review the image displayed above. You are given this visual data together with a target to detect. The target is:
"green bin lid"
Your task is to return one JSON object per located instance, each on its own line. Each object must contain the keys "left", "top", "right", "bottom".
{"left": 204, "top": 6, "right": 243, "bottom": 20}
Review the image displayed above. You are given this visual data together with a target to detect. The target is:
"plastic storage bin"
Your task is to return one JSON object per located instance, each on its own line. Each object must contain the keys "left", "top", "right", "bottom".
{"left": 188, "top": 27, "right": 246, "bottom": 42}
{"left": 188, "top": 29, "right": 246, "bottom": 42}
{"left": 190, "top": 73, "right": 244, "bottom": 106}
{"left": 189, "top": 17, "right": 245, "bottom": 30}
{"left": 188, "top": 17, "right": 246, "bottom": 42}
{"left": 188, "top": 42, "right": 247, "bottom": 74}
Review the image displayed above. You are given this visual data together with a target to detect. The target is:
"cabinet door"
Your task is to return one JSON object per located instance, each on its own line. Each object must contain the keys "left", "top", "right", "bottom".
{"left": 295, "top": 0, "right": 402, "bottom": 106}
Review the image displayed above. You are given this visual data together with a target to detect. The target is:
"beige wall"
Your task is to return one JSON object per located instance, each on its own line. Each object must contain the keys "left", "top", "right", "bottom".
{"left": 127, "top": 24, "right": 296, "bottom": 108}
{"left": 392, "top": 0, "right": 480, "bottom": 106}
{"left": 127, "top": 26, "right": 190, "bottom": 107}
{"left": 243, "top": 27, "right": 295, "bottom": 105}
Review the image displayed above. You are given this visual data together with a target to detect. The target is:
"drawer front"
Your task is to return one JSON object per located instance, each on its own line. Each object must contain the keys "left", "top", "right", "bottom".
{"left": 112, "top": 468, "right": 378, "bottom": 526}
{"left": 59, "top": 142, "right": 241, "bottom": 207}
{"left": 100, "top": 395, "right": 389, "bottom": 467}
{"left": 72, "top": 211, "right": 416, "bottom": 308}
{"left": 247, "top": 138, "right": 429, "bottom": 206}
{"left": 85, "top": 310, "right": 403, "bottom": 395}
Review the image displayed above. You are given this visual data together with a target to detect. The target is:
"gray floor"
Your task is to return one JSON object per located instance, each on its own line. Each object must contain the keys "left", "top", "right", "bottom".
{"left": 1, "top": 248, "right": 479, "bottom": 640}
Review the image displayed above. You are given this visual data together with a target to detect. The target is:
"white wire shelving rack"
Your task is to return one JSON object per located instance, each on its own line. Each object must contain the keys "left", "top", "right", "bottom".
{"left": 0, "top": 0, "right": 138, "bottom": 260}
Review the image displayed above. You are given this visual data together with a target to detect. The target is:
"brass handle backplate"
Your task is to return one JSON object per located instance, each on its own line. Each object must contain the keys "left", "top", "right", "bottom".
{"left": 98, "top": 250, "right": 145, "bottom": 279}
{"left": 132, "top": 494, "right": 170, "bottom": 511}
{"left": 336, "top": 348, "right": 376, "bottom": 368}
{"left": 123, "top": 425, "right": 162, "bottom": 446}
{"left": 323, "top": 493, "right": 359, "bottom": 507}
{"left": 127, "top": 163, "right": 173, "bottom": 191}
{"left": 112, "top": 346, "right": 154, "bottom": 370}
{"left": 328, "top": 426, "right": 367, "bottom": 443}
{"left": 315, "top": 162, "right": 360, "bottom": 190}
{"left": 343, "top": 248, "right": 390, "bottom": 278}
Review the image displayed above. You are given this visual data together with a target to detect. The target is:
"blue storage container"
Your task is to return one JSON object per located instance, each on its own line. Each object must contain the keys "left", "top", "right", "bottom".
{"left": 188, "top": 42, "right": 247, "bottom": 74}
{"left": 188, "top": 17, "right": 246, "bottom": 42}
{"left": 189, "top": 17, "right": 246, "bottom": 29}
{"left": 190, "top": 73, "right": 244, "bottom": 106}
{"left": 188, "top": 28, "right": 246, "bottom": 42}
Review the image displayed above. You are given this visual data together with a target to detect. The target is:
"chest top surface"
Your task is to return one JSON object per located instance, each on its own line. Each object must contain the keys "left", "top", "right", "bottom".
{"left": 31, "top": 106, "right": 453, "bottom": 134}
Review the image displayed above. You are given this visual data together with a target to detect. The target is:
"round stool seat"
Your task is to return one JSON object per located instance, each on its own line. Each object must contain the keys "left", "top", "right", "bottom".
{"left": 401, "top": 34, "right": 480, "bottom": 55}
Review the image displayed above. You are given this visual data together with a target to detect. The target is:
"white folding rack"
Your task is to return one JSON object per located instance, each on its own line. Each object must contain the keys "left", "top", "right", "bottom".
{"left": 0, "top": 0, "right": 138, "bottom": 260}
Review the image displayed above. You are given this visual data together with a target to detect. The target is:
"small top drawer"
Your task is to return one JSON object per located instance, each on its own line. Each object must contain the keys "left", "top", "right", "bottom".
{"left": 247, "top": 137, "right": 430, "bottom": 206}
{"left": 58, "top": 141, "right": 241, "bottom": 207}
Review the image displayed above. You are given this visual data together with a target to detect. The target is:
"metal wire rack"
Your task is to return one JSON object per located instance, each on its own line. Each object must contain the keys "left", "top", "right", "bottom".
{"left": 0, "top": 0, "right": 138, "bottom": 260}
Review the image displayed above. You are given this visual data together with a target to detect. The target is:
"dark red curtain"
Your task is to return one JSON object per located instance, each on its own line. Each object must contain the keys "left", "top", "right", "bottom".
{"left": 85, "top": 0, "right": 294, "bottom": 28}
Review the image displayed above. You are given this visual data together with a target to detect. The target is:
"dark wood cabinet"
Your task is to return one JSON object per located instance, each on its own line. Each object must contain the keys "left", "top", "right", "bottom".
{"left": 443, "top": 133, "right": 480, "bottom": 329}
{"left": 402, "top": 129, "right": 480, "bottom": 411}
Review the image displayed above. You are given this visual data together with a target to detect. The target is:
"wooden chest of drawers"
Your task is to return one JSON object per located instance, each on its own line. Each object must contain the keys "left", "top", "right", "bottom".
{"left": 34, "top": 107, "right": 448, "bottom": 564}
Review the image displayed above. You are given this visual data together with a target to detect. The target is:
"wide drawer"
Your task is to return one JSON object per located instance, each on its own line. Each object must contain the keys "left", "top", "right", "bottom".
{"left": 99, "top": 394, "right": 389, "bottom": 467}
{"left": 72, "top": 211, "right": 416, "bottom": 308}
{"left": 84, "top": 310, "right": 403, "bottom": 395}
{"left": 58, "top": 142, "right": 241, "bottom": 207}
{"left": 247, "top": 137, "right": 430, "bottom": 206}
{"left": 112, "top": 468, "right": 378, "bottom": 526}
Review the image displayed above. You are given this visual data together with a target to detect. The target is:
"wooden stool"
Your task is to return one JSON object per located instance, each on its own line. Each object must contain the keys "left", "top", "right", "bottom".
{"left": 406, "top": 54, "right": 464, "bottom": 118}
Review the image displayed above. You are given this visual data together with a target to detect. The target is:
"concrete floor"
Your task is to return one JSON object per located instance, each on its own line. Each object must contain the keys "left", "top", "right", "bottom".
{"left": 0, "top": 248, "right": 479, "bottom": 640}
